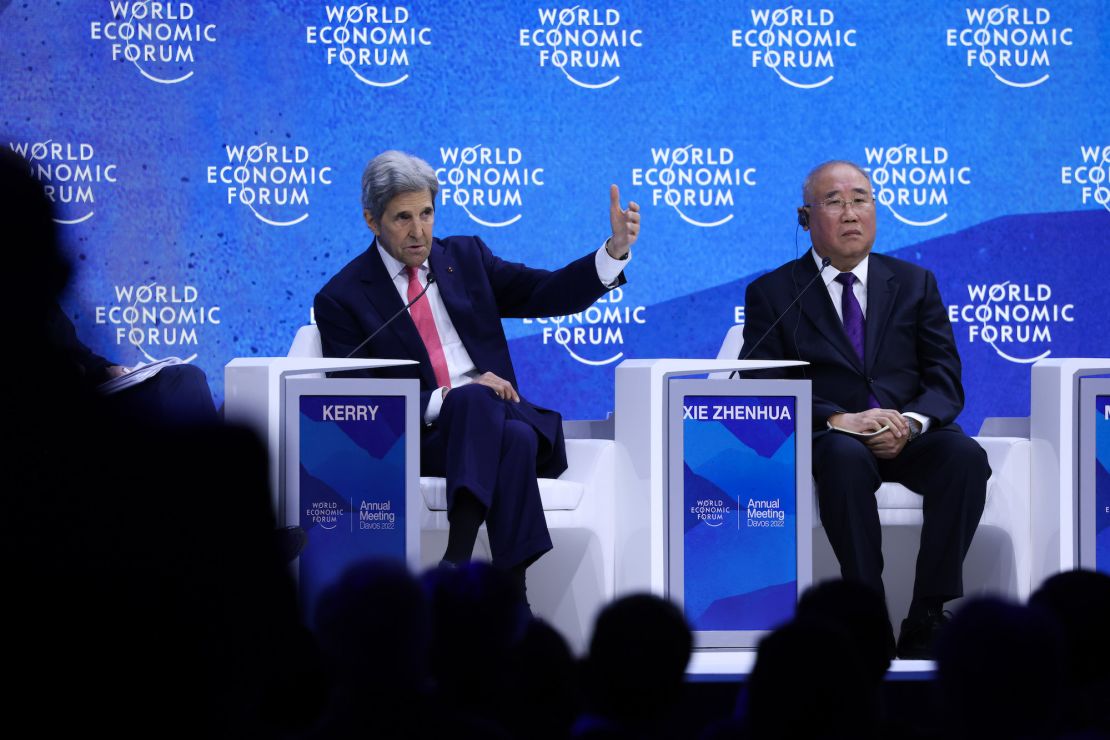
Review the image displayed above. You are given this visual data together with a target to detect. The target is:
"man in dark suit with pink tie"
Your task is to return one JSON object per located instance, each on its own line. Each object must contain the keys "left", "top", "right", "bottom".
{"left": 315, "top": 150, "right": 639, "bottom": 600}
{"left": 742, "top": 161, "right": 990, "bottom": 659}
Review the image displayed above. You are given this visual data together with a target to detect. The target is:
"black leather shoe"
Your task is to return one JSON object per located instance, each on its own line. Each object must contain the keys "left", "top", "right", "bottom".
{"left": 274, "top": 526, "right": 307, "bottom": 563}
{"left": 896, "top": 608, "right": 951, "bottom": 659}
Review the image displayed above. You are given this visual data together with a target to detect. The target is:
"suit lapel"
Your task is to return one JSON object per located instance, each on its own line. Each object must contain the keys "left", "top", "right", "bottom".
{"left": 428, "top": 242, "right": 484, "bottom": 365}
{"left": 358, "top": 244, "right": 434, "bottom": 382}
{"left": 864, "top": 256, "right": 898, "bottom": 374}
{"left": 795, "top": 256, "right": 862, "bottom": 371}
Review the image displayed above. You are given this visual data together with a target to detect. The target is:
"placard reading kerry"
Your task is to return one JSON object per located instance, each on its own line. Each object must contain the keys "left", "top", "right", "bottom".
{"left": 1097, "top": 395, "right": 1110, "bottom": 575}
{"left": 682, "top": 395, "right": 797, "bottom": 631}
{"left": 298, "top": 395, "right": 407, "bottom": 612}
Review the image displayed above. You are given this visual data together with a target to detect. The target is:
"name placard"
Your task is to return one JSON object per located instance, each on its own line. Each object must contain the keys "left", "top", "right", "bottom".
{"left": 296, "top": 394, "right": 408, "bottom": 618}
{"left": 677, "top": 393, "right": 799, "bottom": 634}
{"left": 1096, "top": 394, "right": 1109, "bottom": 573}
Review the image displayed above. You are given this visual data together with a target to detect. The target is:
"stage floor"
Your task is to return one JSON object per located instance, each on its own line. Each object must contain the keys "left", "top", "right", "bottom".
{"left": 687, "top": 649, "right": 936, "bottom": 681}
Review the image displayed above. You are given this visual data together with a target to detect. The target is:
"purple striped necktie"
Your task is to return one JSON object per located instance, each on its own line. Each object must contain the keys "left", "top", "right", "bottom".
{"left": 835, "top": 272, "right": 879, "bottom": 408}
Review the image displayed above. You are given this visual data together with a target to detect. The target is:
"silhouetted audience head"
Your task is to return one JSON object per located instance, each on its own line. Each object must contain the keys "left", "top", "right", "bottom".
{"left": 1030, "top": 568, "right": 1110, "bottom": 734}
{"left": 504, "top": 618, "right": 580, "bottom": 740}
{"left": 743, "top": 617, "right": 878, "bottom": 740}
{"left": 315, "top": 558, "right": 431, "bottom": 692}
{"left": 1, "top": 144, "right": 80, "bottom": 395}
{"left": 421, "top": 561, "right": 529, "bottom": 738}
{"left": 935, "top": 596, "right": 1065, "bottom": 740}
{"left": 303, "top": 559, "right": 433, "bottom": 739}
{"left": 583, "top": 593, "right": 693, "bottom": 727}
{"left": 1, "top": 147, "right": 69, "bottom": 294}
{"left": 2, "top": 145, "right": 321, "bottom": 737}
{"left": 424, "top": 561, "right": 531, "bottom": 682}
{"left": 796, "top": 578, "right": 893, "bottom": 683}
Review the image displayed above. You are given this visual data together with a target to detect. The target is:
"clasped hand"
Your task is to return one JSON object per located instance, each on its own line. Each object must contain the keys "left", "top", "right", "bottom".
{"left": 829, "top": 408, "right": 911, "bottom": 460}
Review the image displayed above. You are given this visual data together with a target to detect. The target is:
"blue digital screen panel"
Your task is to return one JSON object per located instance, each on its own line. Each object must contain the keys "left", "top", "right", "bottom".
{"left": 1095, "top": 394, "right": 1110, "bottom": 575}
{"left": 297, "top": 394, "right": 407, "bottom": 624}
{"left": 682, "top": 395, "right": 796, "bottom": 631}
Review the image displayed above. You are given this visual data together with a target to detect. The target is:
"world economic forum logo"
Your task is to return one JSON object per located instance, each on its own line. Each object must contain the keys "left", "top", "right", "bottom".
{"left": 206, "top": 143, "right": 333, "bottom": 227}
{"left": 304, "top": 4, "right": 432, "bottom": 87}
{"left": 863, "top": 145, "right": 971, "bottom": 228}
{"left": 1060, "top": 145, "right": 1110, "bottom": 213}
{"left": 518, "top": 6, "right": 643, "bottom": 89}
{"left": 949, "top": 281, "right": 1075, "bottom": 364}
{"left": 88, "top": 1, "right": 217, "bottom": 84}
{"left": 94, "top": 282, "right": 221, "bottom": 365}
{"left": 305, "top": 501, "right": 340, "bottom": 531}
{"left": 631, "top": 145, "right": 756, "bottom": 228}
{"left": 945, "top": 6, "right": 1074, "bottom": 88}
{"left": 730, "top": 6, "right": 858, "bottom": 89}
{"left": 690, "top": 499, "right": 731, "bottom": 528}
{"left": 434, "top": 146, "right": 544, "bottom": 228}
{"left": 522, "top": 286, "right": 646, "bottom": 366}
{"left": 8, "top": 140, "right": 118, "bottom": 225}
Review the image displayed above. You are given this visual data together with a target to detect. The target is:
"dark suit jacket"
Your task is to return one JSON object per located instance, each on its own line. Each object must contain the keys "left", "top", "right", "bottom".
{"left": 314, "top": 235, "right": 625, "bottom": 421}
{"left": 741, "top": 252, "right": 964, "bottom": 432}
{"left": 47, "top": 302, "right": 113, "bottom": 386}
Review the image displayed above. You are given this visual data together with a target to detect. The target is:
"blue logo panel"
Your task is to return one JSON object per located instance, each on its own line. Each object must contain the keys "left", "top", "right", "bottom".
{"left": 1096, "top": 395, "right": 1110, "bottom": 575}
{"left": 297, "top": 395, "right": 407, "bottom": 623}
{"left": 682, "top": 395, "right": 796, "bottom": 631}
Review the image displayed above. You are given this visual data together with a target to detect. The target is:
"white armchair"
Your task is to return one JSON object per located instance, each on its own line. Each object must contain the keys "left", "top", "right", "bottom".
{"left": 287, "top": 324, "right": 616, "bottom": 653}
{"left": 715, "top": 324, "right": 1032, "bottom": 624}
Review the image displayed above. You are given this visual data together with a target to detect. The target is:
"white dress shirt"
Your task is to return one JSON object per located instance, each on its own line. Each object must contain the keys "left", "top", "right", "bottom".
{"left": 811, "top": 248, "right": 931, "bottom": 433}
{"left": 378, "top": 240, "right": 630, "bottom": 423}
{"left": 814, "top": 248, "right": 869, "bottom": 322}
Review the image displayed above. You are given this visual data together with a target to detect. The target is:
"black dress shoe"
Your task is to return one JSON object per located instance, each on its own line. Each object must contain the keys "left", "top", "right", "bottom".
{"left": 896, "top": 608, "right": 951, "bottom": 660}
{"left": 274, "top": 525, "right": 308, "bottom": 563}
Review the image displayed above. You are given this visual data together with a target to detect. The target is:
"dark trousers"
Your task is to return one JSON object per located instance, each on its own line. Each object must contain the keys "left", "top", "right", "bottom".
{"left": 421, "top": 383, "right": 562, "bottom": 569}
{"left": 812, "top": 424, "right": 989, "bottom": 604}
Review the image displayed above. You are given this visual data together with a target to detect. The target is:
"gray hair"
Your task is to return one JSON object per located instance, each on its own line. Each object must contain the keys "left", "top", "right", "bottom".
{"left": 361, "top": 150, "right": 439, "bottom": 222}
{"left": 801, "top": 160, "right": 871, "bottom": 205}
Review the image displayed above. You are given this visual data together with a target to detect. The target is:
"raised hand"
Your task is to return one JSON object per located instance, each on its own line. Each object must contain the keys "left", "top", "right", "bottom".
{"left": 607, "top": 184, "right": 640, "bottom": 258}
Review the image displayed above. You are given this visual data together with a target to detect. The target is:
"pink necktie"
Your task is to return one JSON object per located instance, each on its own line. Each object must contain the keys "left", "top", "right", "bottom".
{"left": 406, "top": 266, "right": 451, "bottom": 389}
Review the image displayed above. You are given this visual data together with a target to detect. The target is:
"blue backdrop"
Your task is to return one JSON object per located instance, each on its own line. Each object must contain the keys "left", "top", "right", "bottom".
{"left": 3, "top": 0, "right": 1108, "bottom": 433}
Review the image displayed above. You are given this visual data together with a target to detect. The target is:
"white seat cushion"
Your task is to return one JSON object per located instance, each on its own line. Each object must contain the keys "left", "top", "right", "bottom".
{"left": 874, "top": 473, "right": 999, "bottom": 510}
{"left": 421, "top": 476, "right": 585, "bottom": 511}
{"left": 874, "top": 482, "right": 924, "bottom": 509}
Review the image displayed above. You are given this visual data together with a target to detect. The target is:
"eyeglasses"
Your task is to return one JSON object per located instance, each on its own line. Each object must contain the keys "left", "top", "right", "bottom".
{"left": 806, "top": 196, "right": 874, "bottom": 213}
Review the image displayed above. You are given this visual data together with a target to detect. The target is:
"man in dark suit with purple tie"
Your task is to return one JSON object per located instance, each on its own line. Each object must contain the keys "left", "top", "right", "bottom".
{"left": 741, "top": 161, "right": 990, "bottom": 659}
{"left": 314, "top": 150, "right": 639, "bottom": 599}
